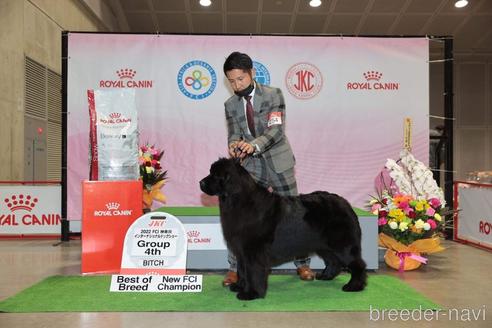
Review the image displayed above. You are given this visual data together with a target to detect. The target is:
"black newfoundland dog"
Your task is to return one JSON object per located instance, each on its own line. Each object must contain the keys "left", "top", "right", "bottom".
{"left": 200, "top": 158, "right": 367, "bottom": 300}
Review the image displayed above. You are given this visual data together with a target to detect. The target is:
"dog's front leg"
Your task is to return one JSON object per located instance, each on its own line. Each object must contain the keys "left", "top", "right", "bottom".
{"left": 236, "top": 252, "right": 268, "bottom": 301}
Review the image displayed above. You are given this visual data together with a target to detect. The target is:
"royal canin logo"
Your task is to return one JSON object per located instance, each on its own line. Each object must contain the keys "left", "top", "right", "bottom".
{"left": 0, "top": 194, "right": 60, "bottom": 226}
{"left": 187, "top": 230, "right": 200, "bottom": 238}
{"left": 116, "top": 69, "right": 136, "bottom": 79}
{"left": 479, "top": 220, "right": 491, "bottom": 235}
{"left": 4, "top": 194, "right": 38, "bottom": 212}
{"left": 99, "top": 68, "right": 153, "bottom": 88}
{"left": 93, "top": 202, "right": 132, "bottom": 217}
{"left": 347, "top": 71, "right": 400, "bottom": 91}
{"left": 363, "top": 71, "right": 383, "bottom": 81}
{"left": 187, "top": 230, "right": 211, "bottom": 244}
{"left": 99, "top": 112, "right": 132, "bottom": 125}
{"left": 105, "top": 202, "right": 120, "bottom": 210}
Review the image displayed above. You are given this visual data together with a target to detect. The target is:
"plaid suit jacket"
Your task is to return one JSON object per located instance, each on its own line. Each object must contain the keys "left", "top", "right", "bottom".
{"left": 224, "top": 83, "right": 295, "bottom": 173}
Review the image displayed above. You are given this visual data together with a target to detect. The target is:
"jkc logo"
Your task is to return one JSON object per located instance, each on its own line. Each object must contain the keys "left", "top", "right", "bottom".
{"left": 99, "top": 112, "right": 132, "bottom": 125}
{"left": 253, "top": 61, "right": 271, "bottom": 86}
{"left": 285, "top": 63, "right": 323, "bottom": 100}
{"left": 177, "top": 60, "right": 217, "bottom": 100}
{"left": 186, "top": 230, "right": 211, "bottom": 244}
{"left": 0, "top": 194, "right": 60, "bottom": 226}
{"left": 99, "top": 68, "right": 153, "bottom": 88}
{"left": 479, "top": 220, "right": 492, "bottom": 235}
{"left": 346, "top": 71, "right": 400, "bottom": 91}
{"left": 93, "top": 202, "right": 133, "bottom": 217}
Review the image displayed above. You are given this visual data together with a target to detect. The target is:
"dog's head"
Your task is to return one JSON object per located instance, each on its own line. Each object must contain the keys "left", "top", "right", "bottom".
{"left": 199, "top": 158, "right": 247, "bottom": 196}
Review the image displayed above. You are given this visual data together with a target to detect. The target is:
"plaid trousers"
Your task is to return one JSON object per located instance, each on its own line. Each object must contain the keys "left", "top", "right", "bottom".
{"left": 227, "top": 156, "right": 311, "bottom": 271}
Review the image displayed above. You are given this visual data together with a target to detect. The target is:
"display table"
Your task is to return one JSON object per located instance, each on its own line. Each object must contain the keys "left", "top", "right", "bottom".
{"left": 454, "top": 181, "right": 492, "bottom": 250}
{"left": 155, "top": 207, "right": 378, "bottom": 270}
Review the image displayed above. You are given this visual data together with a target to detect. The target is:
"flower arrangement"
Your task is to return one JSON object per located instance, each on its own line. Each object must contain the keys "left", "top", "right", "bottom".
{"left": 370, "top": 149, "right": 448, "bottom": 271}
{"left": 369, "top": 192, "right": 445, "bottom": 245}
{"left": 139, "top": 143, "right": 168, "bottom": 209}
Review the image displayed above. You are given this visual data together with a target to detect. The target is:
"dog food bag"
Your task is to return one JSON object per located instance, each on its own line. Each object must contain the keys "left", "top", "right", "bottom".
{"left": 87, "top": 89, "right": 139, "bottom": 181}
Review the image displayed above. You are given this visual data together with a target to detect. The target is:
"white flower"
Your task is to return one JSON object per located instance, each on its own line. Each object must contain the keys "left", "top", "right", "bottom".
{"left": 384, "top": 150, "right": 445, "bottom": 206}
{"left": 423, "top": 222, "right": 431, "bottom": 231}
{"left": 389, "top": 221, "right": 398, "bottom": 229}
{"left": 415, "top": 219, "right": 425, "bottom": 229}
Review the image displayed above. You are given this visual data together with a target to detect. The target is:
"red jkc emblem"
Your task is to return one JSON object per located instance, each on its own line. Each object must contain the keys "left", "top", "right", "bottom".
{"left": 294, "top": 70, "right": 314, "bottom": 92}
{"left": 285, "top": 63, "right": 323, "bottom": 99}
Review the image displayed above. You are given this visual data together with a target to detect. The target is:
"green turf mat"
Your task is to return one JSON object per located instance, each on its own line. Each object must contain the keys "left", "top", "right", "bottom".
{"left": 0, "top": 274, "right": 438, "bottom": 312}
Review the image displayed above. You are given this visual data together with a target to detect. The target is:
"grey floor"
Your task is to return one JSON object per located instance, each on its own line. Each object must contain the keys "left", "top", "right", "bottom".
{"left": 0, "top": 239, "right": 491, "bottom": 328}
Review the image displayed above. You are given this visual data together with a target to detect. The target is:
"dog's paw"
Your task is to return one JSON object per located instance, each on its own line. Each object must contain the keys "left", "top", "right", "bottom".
{"left": 229, "top": 283, "right": 242, "bottom": 293}
{"left": 236, "top": 291, "right": 260, "bottom": 301}
{"left": 342, "top": 280, "right": 366, "bottom": 292}
{"left": 316, "top": 272, "right": 337, "bottom": 280}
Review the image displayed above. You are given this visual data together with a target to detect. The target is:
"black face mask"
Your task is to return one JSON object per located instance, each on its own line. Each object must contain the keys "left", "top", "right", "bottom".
{"left": 234, "top": 83, "right": 254, "bottom": 98}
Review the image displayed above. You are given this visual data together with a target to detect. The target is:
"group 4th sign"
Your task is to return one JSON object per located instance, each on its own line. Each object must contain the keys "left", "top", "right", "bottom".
{"left": 0, "top": 185, "right": 61, "bottom": 235}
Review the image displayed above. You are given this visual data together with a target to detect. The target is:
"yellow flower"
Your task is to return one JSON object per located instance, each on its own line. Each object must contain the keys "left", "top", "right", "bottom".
{"left": 145, "top": 166, "right": 154, "bottom": 174}
{"left": 399, "top": 222, "right": 409, "bottom": 231}
{"left": 415, "top": 201, "right": 424, "bottom": 211}
{"left": 389, "top": 208, "right": 405, "bottom": 221}
{"left": 434, "top": 213, "right": 442, "bottom": 222}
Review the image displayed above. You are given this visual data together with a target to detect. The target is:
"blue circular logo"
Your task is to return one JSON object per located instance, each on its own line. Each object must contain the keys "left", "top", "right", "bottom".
{"left": 253, "top": 61, "right": 271, "bottom": 86}
{"left": 177, "top": 60, "right": 217, "bottom": 100}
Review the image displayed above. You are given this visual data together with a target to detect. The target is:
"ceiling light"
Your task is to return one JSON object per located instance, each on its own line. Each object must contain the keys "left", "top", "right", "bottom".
{"left": 199, "top": 0, "right": 212, "bottom": 7}
{"left": 454, "top": 0, "right": 468, "bottom": 8}
{"left": 309, "top": 0, "right": 322, "bottom": 8}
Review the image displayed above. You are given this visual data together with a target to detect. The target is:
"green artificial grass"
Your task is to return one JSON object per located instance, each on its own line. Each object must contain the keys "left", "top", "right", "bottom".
{"left": 0, "top": 274, "right": 438, "bottom": 313}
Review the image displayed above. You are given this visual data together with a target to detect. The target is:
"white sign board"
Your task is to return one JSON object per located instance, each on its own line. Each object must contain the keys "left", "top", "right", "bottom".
{"left": 456, "top": 184, "right": 492, "bottom": 250}
{"left": 121, "top": 212, "right": 187, "bottom": 274}
{"left": 110, "top": 274, "right": 202, "bottom": 293}
{"left": 0, "top": 185, "right": 61, "bottom": 235}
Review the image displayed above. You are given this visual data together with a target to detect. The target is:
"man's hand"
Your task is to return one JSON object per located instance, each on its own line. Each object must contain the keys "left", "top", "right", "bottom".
{"left": 228, "top": 140, "right": 254, "bottom": 159}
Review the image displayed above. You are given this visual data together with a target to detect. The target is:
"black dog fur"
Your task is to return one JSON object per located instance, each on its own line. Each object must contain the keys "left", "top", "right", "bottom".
{"left": 199, "top": 158, "right": 367, "bottom": 300}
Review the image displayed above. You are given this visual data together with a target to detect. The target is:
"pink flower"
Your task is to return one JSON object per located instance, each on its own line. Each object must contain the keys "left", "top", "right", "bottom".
{"left": 371, "top": 203, "right": 381, "bottom": 213}
{"left": 426, "top": 207, "right": 436, "bottom": 216}
{"left": 429, "top": 198, "right": 441, "bottom": 209}
{"left": 427, "top": 219, "right": 437, "bottom": 230}
{"left": 398, "top": 201, "right": 410, "bottom": 211}
{"left": 403, "top": 206, "right": 413, "bottom": 215}
{"left": 378, "top": 217, "right": 387, "bottom": 226}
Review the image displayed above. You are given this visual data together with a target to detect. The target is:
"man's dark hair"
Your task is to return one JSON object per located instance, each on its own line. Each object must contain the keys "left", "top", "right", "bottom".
{"left": 223, "top": 52, "right": 253, "bottom": 74}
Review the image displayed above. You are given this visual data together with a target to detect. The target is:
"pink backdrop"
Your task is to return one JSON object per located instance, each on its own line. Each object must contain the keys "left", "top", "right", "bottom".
{"left": 67, "top": 34, "right": 429, "bottom": 220}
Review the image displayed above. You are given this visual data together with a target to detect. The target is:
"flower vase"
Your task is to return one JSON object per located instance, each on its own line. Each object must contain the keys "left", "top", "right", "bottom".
{"left": 378, "top": 233, "right": 444, "bottom": 272}
{"left": 384, "top": 249, "right": 423, "bottom": 271}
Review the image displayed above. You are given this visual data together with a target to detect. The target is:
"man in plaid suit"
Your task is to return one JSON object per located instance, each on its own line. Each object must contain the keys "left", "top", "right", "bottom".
{"left": 221, "top": 52, "right": 313, "bottom": 287}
